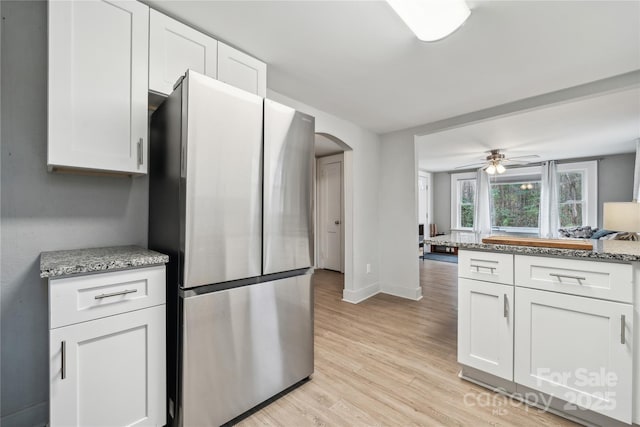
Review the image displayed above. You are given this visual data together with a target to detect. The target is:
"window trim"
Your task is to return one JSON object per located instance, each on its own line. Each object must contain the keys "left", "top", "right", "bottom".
{"left": 557, "top": 160, "right": 598, "bottom": 228}
{"left": 450, "top": 172, "right": 476, "bottom": 231}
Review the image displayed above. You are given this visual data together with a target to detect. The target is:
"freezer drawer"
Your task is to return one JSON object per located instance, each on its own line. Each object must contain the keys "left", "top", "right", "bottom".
{"left": 263, "top": 100, "right": 315, "bottom": 274}
{"left": 180, "top": 274, "right": 314, "bottom": 426}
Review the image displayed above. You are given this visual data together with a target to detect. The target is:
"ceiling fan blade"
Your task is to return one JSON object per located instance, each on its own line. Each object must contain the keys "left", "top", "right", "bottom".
{"left": 454, "top": 162, "right": 487, "bottom": 170}
{"left": 507, "top": 154, "right": 540, "bottom": 160}
{"left": 503, "top": 159, "right": 536, "bottom": 164}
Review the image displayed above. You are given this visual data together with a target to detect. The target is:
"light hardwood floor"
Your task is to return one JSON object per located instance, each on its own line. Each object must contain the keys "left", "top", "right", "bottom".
{"left": 237, "top": 261, "right": 577, "bottom": 426}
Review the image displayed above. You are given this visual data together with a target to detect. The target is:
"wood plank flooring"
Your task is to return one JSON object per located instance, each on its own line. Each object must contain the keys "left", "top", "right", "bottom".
{"left": 237, "top": 261, "right": 577, "bottom": 426}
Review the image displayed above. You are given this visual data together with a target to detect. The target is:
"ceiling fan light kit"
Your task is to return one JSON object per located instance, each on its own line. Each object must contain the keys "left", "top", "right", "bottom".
{"left": 386, "top": 0, "right": 471, "bottom": 42}
{"left": 455, "top": 149, "right": 540, "bottom": 174}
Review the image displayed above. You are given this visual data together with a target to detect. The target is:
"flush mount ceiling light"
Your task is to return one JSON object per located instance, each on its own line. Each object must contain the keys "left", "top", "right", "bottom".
{"left": 386, "top": 0, "right": 471, "bottom": 42}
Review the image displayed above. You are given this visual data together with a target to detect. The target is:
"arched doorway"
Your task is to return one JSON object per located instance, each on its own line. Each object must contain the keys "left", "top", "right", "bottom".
{"left": 314, "top": 133, "right": 353, "bottom": 297}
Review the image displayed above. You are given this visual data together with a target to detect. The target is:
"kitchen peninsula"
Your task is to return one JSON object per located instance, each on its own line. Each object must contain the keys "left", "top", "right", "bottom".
{"left": 424, "top": 232, "right": 640, "bottom": 426}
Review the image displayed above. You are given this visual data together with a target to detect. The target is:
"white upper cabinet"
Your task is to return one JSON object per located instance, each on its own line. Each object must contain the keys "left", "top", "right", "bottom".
{"left": 218, "top": 41, "right": 267, "bottom": 97}
{"left": 149, "top": 9, "right": 218, "bottom": 95}
{"left": 48, "top": 0, "right": 149, "bottom": 175}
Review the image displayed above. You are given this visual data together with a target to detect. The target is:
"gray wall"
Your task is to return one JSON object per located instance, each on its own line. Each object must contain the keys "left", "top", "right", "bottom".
{"left": 598, "top": 153, "right": 635, "bottom": 227}
{"left": 1, "top": 2, "right": 149, "bottom": 424}
{"left": 430, "top": 153, "right": 636, "bottom": 232}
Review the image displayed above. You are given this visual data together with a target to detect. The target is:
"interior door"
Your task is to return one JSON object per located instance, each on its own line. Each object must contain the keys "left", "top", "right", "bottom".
{"left": 318, "top": 160, "right": 342, "bottom": 272}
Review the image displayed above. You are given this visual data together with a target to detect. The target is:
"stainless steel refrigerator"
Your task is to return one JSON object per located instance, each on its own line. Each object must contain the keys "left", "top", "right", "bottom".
{"left": 148, "top": 70, "right": 315, "bottom": 426}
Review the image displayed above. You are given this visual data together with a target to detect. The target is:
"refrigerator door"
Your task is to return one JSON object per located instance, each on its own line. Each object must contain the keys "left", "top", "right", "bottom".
{"left": 263, "top": 100, "right": 315, "bottom": 274}
{"left": 180, "top": 274, "right": 314, "bottom": 426}
{"left": 182, "top": 71, "right": 263, "bottom": 288}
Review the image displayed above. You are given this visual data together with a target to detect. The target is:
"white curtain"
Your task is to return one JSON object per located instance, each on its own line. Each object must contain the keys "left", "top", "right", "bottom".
{"left": 539, "top": 160, "right": 559, "bottom": 238}
{"left": 473, "top": 168, "right": 492, "bottom": 234}
{"left": 632, "top": 139, "right": 640, "bottom": 202}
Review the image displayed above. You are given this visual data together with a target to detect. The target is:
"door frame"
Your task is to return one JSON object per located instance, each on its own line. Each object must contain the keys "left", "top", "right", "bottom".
{"left": 316, "top": 153, "right": 344, "bottom": 273}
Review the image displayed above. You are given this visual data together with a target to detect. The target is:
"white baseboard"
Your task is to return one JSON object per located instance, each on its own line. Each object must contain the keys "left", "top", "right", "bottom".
{"left": 380, "top": 283, "right": 423, "bottom": 301}
{"left": 342, "top": 282, "right": 380, "bottom": 304}
{"left": 1, "top": 401, "right": 47, "bottom": 427}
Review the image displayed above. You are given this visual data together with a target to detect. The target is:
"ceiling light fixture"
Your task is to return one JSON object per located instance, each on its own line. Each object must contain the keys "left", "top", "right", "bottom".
{"left": 386, "top": 0, "right": 471, "bottom": 42}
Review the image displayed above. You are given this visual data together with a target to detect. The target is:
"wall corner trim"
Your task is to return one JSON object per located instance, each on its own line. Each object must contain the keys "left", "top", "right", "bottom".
{"left": 380, "top": 283, "right": 423, "bottom": 301}
{"left": 342, "top": 282, "right": 381, "bottom": 304}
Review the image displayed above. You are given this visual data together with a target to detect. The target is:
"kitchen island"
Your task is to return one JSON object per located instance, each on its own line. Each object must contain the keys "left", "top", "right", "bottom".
{"left": 424, "top": 233, "right": 640, "bottom": 427}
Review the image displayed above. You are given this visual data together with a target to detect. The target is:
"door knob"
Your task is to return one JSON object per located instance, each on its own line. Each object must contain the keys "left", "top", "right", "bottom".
{"left": 334, "top": 220, "right": 340, "bottom": 225}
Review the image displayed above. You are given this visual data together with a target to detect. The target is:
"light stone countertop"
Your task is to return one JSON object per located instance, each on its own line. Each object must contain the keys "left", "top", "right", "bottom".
{"left": 424, "top": 232, "right": 640, "bottom": 262}
{"left": 40, "top": 245, "right": 169, "bottom": 278}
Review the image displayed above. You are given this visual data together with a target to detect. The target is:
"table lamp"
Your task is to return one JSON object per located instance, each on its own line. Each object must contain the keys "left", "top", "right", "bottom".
{"left": 603, "top": 202, "right": 640, "bottom": 241}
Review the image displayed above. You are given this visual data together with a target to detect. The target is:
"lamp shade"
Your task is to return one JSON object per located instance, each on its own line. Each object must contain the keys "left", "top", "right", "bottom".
{"left": 603, "top": 202, "right": 640, "bottom": 232}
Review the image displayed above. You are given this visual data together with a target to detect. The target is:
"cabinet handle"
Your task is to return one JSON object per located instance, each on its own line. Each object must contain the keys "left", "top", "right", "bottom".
{"left": 137, "top": 138, "right": 143, "bottom": 167}
{"left": 94, "top": 289, "right": 137, "bottom": 300}
{"left": 549, "top": 273, "right": 586, "bottom": 283}
{"left": 503, "top": 294, "right": 508, "bottom": 318}
{"left": 61, "top": 341, "right": 66, "bottom": 380}
{"left": 621, "top": 315, "right": 626, "bottom": 345}
{"left": 471, "top": 264, "right": 496, "bottom": 273}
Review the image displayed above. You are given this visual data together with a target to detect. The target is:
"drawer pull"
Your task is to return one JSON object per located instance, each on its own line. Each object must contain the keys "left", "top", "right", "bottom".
{"left": 548, "top": 273, "right": 586, "bottom": 283}
{"left": 94, "top": 289, "right": 138, "bottom": 300}
{"left": 61, "top": 341, "right": 66, "bottom": 380}
{"left": 503, "top": 294, "right": 508, "bottom": 318}
{"left": 471, "top": 264, "right": 496, "bottom": 273}
{"left": 621, "top": 315, "right": 626, "bottom": 345}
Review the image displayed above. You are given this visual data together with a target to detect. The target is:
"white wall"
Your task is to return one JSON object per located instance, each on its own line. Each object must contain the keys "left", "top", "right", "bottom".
{"left": 268, "top": 90, "right": 382, "bottom": 303}
{"left": 1, "top": 2, "right": 149, "bottom": 425}
{"left": 377, "top": 130, "right": 422, "bottom": 300}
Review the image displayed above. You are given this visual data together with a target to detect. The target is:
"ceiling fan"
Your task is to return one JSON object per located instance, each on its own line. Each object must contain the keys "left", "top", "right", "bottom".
{"left": 455, "top": 149, "right": 540, "bottom": 174}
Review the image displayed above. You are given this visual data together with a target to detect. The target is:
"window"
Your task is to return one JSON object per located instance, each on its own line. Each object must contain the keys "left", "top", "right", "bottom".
{"left": 488, "top": 166, "right": 542, "bottom": 233}
{"left": 450, "top": 172, "right": 476, "bottom": 230}
{"left": 557, "top": 161, "right": 597, "bottom": 227}
{"left": 492, "top": 180, "right": 541, "bottom": 230}
{"left": 460, "top": 179, "right": 475, "bottom": 228}
{"left": 450, "top": 161, "right": 597, "bottom": 232}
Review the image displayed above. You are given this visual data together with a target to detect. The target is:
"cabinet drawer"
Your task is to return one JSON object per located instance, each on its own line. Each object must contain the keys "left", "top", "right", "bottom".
{"left": 458, "top": 250, "right": 514, "bottom": 285}
{"left": 49, "top": 266, "right": 166, "bottom": 329}
{"left": 515, "top": 255, "right": 632, "bottom": 303}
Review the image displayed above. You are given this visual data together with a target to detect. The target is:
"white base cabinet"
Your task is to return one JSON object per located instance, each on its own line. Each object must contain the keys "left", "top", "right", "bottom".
{"left": 514, "top": 287, "right": 633, "bottom": 424}
{"left": 48, "top": 266, "right": 166, "bottom": 427}
{"left": 458, "top": 278, "right": 514, "bottom": 380}
{"left": 50, "top": 306, "right": 166, "bottom": 427}
{"left": 458, "top": 249, "right": 637, "bottom": 425}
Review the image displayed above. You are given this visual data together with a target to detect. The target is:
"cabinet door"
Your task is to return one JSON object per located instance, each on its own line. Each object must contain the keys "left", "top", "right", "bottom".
{"left": 514, "top": 287, "right": 633, "bottom": 424}
{"left": 217, "top": 41, "right": 267, "bottom": 96}
{"left": 149, "top": 9, "right": 218, "bottom": 95}
{"left": 458, "top": 278, "right": 514, "bottom": 380}
{"left": 50, "top": 305, "right": 166, "bottom": 427}
{"left": 48, "top": 0, "right": 149, "bottom": 174}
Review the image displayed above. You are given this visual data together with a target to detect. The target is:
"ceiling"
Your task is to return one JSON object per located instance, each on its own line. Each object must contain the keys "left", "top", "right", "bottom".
{"left": 416, "top": 87, "right": 640, "bottom": 172}
{"left": 146, "top": 0, "right": 640, "bottom": 135}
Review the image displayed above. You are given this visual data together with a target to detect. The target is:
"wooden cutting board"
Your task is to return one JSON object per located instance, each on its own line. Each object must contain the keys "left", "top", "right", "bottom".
{"left": 481, "top": 236, "right": 593, "bottom": 250}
